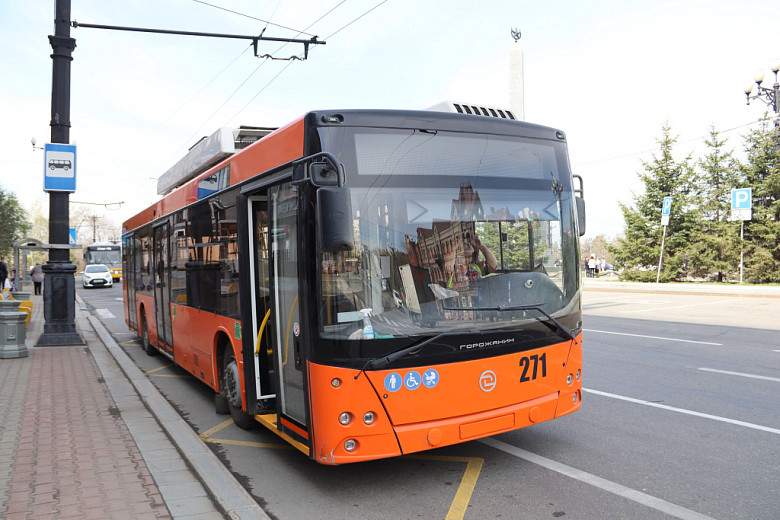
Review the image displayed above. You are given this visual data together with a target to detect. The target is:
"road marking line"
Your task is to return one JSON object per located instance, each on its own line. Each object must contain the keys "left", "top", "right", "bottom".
{"left": 480, "top": 437, "right": 715, "bottom": 520}
{"left": 201, "top": 418, "right": 483, "bottom": 520}
{"left": 409, "top": 455, "right": 484, "bottom": 520}
{"left": 199, "top": 418, "right": 293, "bottom": 449}
{"left": 203, "top": 437, "right": 294, "bottom": 449}
{"left": 584, "top": 329, "right": 722, "bottom": 346}
{"left": 145, "top": 364, "right": 173, "bottom": 375}
{"left": 95, "top": 308, "right": 116, "bottom": 319}
{"left": 584, "top": 388, "right": 780, "bottom": 435}
{"left": 619, "top": 299, "right": 734, "bottom": 314}
{"left": 773, "top": 350, "right": 780, "bottom": 353}
{"left": 200, "top": 418, "right": 235, "bottom": 438}
{"left": 698, "top": 367, "right": 780, "bottom": 383}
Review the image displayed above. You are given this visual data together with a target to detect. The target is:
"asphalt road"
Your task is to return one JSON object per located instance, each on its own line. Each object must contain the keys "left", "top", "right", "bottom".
{"left": 79, "top": 282, "right": 780, "bottom": 519}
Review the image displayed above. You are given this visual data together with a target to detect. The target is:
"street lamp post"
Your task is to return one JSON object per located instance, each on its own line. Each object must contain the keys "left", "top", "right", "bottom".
{"left": 744, "top": 61, "right": 780, "bottom": 126}
{"left": 37, "top": 0, "right": 83, "bottom": 346}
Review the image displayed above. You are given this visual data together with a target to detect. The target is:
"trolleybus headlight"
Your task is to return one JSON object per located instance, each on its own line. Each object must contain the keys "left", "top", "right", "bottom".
{"left": 566, "top": 374, "right": 573, "bottom": 385}
{"left": 576, "top": 369, "right": 581, "bottom": 380}
{"left": 363, "top": 412, "right": 376, "bottom": 425}
{"left": 344, "top": 439, "right": 357, "bottom": 452}
{"left": 572, "top": 392, "right": 578, "bottom": 403}
{"left": 331, "top": 378, "right": 341, "bottom": 388}
{"left": 339, "top": 412, "right": 352, "bottom": 425}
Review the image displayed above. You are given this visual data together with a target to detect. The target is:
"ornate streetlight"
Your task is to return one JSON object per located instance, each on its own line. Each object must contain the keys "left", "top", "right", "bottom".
{"left": 744, "top": 61, "right": 780, "bottom": 126}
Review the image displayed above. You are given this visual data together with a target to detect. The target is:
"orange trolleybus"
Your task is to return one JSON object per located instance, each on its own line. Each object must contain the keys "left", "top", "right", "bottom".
{"left": 122, "top": 107, "right": 586, "bottom": 464}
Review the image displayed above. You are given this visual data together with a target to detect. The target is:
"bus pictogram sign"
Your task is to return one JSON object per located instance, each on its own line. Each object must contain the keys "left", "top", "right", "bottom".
{"left": 43, "top": 143, "right": 77, "bottom": 192}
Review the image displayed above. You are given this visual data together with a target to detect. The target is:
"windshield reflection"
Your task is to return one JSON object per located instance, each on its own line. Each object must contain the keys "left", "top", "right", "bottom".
{"left": 320, "top": 182, "right": 576, "bottom": 340}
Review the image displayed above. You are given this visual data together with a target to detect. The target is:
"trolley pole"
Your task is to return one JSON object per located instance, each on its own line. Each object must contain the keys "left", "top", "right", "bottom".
{"left": 38, "top": 0, "right": 84, "bottom": 346}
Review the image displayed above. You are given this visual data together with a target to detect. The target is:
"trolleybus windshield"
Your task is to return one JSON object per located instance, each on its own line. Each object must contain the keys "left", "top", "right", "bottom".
{"left": 317, "top": 127, "right": 580, "bottom": 366}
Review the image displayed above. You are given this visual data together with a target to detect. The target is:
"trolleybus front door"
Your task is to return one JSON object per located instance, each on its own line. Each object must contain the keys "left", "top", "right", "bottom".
{"left": 270, "top": 182, "right": 307, "bottom": 428}
{"left": 248, "top": 180, "right": 308, "bottom": 434}
{"left": 152, "top": 222, "right": 174, "bottom": 358}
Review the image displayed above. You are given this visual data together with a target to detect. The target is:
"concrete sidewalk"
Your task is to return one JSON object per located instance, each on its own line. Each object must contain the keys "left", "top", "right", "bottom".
{"left": 0, "top": 293, "right": 268, "bottom": 520}
{"left": 584, "top": 276, "right": 780, "bottom": 298}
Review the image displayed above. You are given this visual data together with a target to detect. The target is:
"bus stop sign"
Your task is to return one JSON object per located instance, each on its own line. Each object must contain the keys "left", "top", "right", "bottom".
{"left": 43, "top": 143, "right": 77, "bottom": 192}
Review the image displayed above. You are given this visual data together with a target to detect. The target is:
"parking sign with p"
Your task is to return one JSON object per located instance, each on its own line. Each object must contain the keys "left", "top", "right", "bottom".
{"left": 732, "top": 188, "right": 751, "bottom": 210}
{"left": 731, "top": 188, "right": 752, "bottom": 221}
{"left": 661, "top": 197, "right": 672, "bottom": 215}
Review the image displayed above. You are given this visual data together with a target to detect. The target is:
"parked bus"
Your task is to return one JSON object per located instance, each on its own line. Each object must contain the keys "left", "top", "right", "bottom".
{"left": 84, "top": 242, "right": 122, "bottom": 282}
{"left": 122, "top": 108, "right": 586, "bottom": 464}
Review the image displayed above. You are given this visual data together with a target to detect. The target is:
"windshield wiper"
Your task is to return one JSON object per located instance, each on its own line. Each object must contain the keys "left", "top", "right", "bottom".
{"left": 359, "top": 331, "right": 460, "bottom": 374}
{"left": 443, "top": 303, "right": 575, "bottom": 342}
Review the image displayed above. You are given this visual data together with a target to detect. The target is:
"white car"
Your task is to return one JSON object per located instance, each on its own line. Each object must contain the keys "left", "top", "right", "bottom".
{"left": 83, "top": 264, "right": 113, "bottom": 288}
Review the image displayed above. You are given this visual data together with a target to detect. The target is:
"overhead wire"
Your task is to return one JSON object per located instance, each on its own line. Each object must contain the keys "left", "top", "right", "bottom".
{"left": 191, "top": 0, "right": 314, "bottom": 36}
{"left": 118, "top": 44, "right": 254, "bottom": 181}
{"left": 171, "top": 1, "right": 353, "bottom": 157}
{"left": 223, "top": 0, "right": 390, "bottom": 126}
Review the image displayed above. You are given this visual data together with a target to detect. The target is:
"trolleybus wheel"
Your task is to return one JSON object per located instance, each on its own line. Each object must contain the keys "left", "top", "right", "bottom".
{"left": 222, "top": 348, "right": 259, "bottom": 430}
{"left": 141, "top": 316, "right": 157, "bottom": 356}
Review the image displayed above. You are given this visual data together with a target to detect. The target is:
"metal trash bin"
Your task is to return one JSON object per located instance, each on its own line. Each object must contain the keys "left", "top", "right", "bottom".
{"left": 0, "top": 300, "right": 28, "bottom": 359}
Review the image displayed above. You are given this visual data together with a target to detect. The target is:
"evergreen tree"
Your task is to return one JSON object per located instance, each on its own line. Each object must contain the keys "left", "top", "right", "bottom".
{"left": 740, "top": 120, "right": 780, "bottom": 283}
{"left": 0, "top": 186, "right": 31, "bottom": 259}
{"left": 610, "top": 124, "right": 697, "bottom": 281}
{"left": 685, "top": 127, "right": 742, "bottom": 281}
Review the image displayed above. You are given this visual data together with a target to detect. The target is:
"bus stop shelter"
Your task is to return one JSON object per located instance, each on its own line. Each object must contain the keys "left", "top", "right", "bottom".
{"left": 12, "top": 238, "right": 80, "bottom": 290}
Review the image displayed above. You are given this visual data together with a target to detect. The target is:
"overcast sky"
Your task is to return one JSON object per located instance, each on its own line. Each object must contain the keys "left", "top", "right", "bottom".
{"left": 1, "top": 0, "right": 779, "bottom": 239}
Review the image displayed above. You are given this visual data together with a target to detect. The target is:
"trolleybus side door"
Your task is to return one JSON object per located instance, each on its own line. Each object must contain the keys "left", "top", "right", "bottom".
{"left": 152, "top": 221, "right": 174, "bottom": 358}
{"left": 124, "top": 233, "right": 137, "bottom": 329}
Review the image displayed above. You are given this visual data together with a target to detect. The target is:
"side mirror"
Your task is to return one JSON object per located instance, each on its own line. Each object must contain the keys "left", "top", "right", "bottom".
{"left": 310, "top": 162, "right": 340, "bottom": 186}
{"left": 576, "top": 196, "right": 586, "bottom": 237}
{"left": 317, "top": 186, "right": 354, "bottom": 252}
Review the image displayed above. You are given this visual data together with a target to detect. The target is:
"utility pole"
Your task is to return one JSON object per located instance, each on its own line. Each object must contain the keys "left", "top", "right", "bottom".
{"left": 90, "top": 214, "right": 99, "bottom": 242}
{"left": 38, "top": 0, "right": 84, "bottom": 346}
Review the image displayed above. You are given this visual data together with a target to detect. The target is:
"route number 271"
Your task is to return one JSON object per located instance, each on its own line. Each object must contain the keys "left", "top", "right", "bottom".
{"left": 519, "top": 353, "right": 547, "bottom": 382}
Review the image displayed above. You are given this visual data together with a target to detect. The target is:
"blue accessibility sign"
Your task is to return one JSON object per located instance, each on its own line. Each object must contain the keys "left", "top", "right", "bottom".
{"left": 384, "top": 373, "right": 402, "bottom": 393}
{"left": 422, "top": 369, "right": 439, "bottom": 388}
{"left": 404, "top": 371, "right": 421, "bottom": 390}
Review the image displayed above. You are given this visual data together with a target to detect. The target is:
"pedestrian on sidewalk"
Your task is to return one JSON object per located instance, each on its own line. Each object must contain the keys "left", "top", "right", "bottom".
{"left": 0, "top": 256, "right": 8, "bottom": 289}
{"left": 31, "top": 262, "right": 44, "bottom": 295}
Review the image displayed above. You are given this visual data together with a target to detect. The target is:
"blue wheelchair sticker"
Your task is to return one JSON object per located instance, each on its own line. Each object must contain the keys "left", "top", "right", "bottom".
{"left": 404, "top": 371, "right": 421, "bottom": 390}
